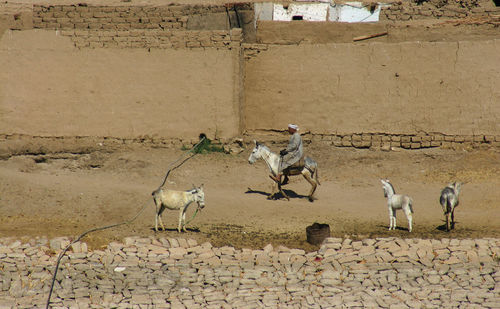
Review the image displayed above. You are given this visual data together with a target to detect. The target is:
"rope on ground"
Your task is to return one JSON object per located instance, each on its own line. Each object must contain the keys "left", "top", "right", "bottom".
{"left": 185, "top": 206, "right": 200, "bottom": 226}
{"left": 46, "top": 136, "right": 207, "bottom": 309}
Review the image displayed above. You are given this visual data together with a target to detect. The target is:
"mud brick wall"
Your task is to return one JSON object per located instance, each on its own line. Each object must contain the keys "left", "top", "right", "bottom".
{"left": 2, "top": 2, "right": 500, "bottom": 147}
{"left": 59, "top": 28, "right": 242, "bottom": 49}
{"left": 307, "top": 133, "right": 500, "bottom": 150}
{"left": 242, "top": 43, "right": 268, "bottom": 60}
{"left": 244, "top": 41, "right": 500, "bottom": 139}
{"left": 380, "top": 1, "right": 500, "bottom": 21}
{"left": 32, "top": 4, "right": 226, "bottom": 30}
{"left": 31, "top": 4, "right": 244, "bottom": 49}
{"left": 0, "top": 30, "right": 243, "bottom": 140}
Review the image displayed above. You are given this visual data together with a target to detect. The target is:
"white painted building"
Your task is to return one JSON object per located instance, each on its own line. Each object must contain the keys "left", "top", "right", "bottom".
{"left": 255, "top": 1, "right": 388, "bottom": 23}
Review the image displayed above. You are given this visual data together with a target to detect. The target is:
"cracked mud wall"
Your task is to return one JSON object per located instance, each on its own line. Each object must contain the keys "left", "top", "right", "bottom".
{"left": 1, "top": 16, "right": 500, "bottom": 141}
{"left": 0, "top": 29, "right": 241, "bottom": 140}
{"left": 244, "top": 39, "right": 500, "bottom": 136}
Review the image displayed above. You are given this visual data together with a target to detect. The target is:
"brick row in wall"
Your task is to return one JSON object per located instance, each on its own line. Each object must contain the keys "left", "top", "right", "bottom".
{"left": 242, "top": 43, "right": 269, "bottom": 60}
{"left": 32, "top": 4, "right": 252, "bottom": 30}
{"left": 28, "top": 3, "right": 500, "bottom": 29}
{"left": 2, "top": 134, "right": 500, "bottom": 154}
{"left": 309, "top": 133, "right": 500, "bottom": 150}
{"left": 33, "top": 5, "right": 187, "bottom": 30}
{"left": 58, "top": 28, "right": 242, "bottom": 49}
{"left": 380, "top": 2, "right": 500, "bottom": 21}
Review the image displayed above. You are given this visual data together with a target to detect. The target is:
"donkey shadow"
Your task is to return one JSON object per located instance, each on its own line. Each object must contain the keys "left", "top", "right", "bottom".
{"left": 376, "top": 224, "right": 410, "bottom": 232}
{"left": 150, "top": 227, "right": 201, "bottom": 233}
{"left": 245, "top": 187, "right": 309, "bottom": 200}
{"left": 436, "top": 220, "right": 457, "bottom": 232}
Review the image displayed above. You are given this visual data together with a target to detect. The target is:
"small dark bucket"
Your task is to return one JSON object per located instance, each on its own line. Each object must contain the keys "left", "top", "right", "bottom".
{"left": 306, "top": 223, "right": 331, "bottom": 245}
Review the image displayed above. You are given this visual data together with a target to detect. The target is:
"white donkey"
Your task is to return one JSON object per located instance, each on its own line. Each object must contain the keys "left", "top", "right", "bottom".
{"left": 152, "top": 185, "right": 205, "bottom": 232}
{"left": 380, "top": 179, "right": 414, "bottom": 232}
{"left": 248, "top": 141, "right": 320, "bottom": 201}
{"left": 439, "top": 182, "right": 461, "bottom": 231}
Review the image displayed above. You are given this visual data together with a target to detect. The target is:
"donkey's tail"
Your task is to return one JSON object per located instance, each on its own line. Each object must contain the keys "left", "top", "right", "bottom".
{"left": 152, "top": 187, "right": 163, "bottom": 196}
{"left": 305, "top": 157, "right": 320, "bottom": 185}
{"left": 445, "top": 198, "right": 453, "bottom": 214}
{"left": 440, "top": 194, "right": 453, "bottom": 214}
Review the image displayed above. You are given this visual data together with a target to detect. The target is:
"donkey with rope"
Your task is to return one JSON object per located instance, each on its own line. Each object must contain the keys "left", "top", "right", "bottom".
{"left": 248, "top": 141, "right": 320, "bottom": 201}
{"left": 439, "top": 182, "right": 462, "bottom": 231}
{"left": 152, "top": 185, "right": 205, "bottom": 232}
{"left": 151, "top": 135, "right": 209, "bottom": 233}
{"left": 380, "top": 179, "right": 414, "bottom": 232}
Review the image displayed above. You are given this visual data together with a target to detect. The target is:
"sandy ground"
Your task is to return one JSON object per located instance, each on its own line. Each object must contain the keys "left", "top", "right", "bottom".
{"left": 1, "top": 136, "right": 499, "bottom": 252}
{"left": 0, "top": 0, "right": 499, "bottom": 253}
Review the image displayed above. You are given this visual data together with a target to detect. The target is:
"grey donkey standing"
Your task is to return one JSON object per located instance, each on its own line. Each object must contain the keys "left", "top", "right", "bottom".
{"left": 439, "top": 182, "right": 462, "bottom": 231}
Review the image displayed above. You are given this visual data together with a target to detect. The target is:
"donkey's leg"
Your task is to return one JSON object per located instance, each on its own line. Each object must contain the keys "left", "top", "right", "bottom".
{"left": 158, "top": 215, "right": 166, "bottom": 231}
{"left": 388, "top": 207, "right": 395, "bottom": 230}
{"left": 278, "top": 182, "right": 289, "bottom": 200}
{"left": 268, "top": 176, "right": 279, "bottom": 199}
{"left": 451, "top": 208, "right": 455, "bottom": 230}
{"left": 302, "top": 171, "right": 317, "bottom": 202}
{"left": 392, "top": 209, "right": 397, "bottom": 230}
{"left": 269, "top": 175, "right": 288, "bottom": 200}
{"left": 154, "top": 203, "right": 159, "bottom": 232}
{"left": 157, "top": 204, "right": 166, "bottom": 231}
{"left": 403, "top": 206, "right": 413, "bottom": 232}
{"left": 177, "top": 208, "right": 184, "bottom": 233}
{"left": 181, "top": 207, "right": 188, "bottom": 232}
{"left": 272, "top": 180, "right": 279, "bottom": 199}
{"left": 446, "top": 212, "right": 451, "bottom": 232}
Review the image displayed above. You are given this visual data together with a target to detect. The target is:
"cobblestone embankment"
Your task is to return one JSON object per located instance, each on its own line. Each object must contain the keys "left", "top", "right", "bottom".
{"left": 0, "top": 236, "right": 499, "bottom": 308}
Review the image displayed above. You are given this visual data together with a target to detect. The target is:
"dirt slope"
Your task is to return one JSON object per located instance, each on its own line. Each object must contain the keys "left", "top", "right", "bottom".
{"left": 1, "top": 137, "right": 499, "bottom": 251}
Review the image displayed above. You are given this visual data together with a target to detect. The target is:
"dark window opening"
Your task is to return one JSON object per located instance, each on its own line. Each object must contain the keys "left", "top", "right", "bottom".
{"left": 292, "top": 15, "right": 303, "bottom": 20}
{"left": 493, "top": 0, "right": 500, "bottom": 6}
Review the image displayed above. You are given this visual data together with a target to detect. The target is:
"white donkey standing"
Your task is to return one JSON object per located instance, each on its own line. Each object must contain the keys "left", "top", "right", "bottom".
{"left": 151, "top": 185, "right": 205, "bottom": 232}
{"left": 439, "top": 182, "right": 461, "bottom": 231}
{"left": 248, "top": 141, "right": 320, "bottom": 201}
{"left": 380, "top": 179, "right": 414, "bottom": 232}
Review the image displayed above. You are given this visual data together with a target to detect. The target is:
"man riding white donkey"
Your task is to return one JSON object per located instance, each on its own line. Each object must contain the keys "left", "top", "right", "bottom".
{"left": 271, "top": 124, "right": 303, "bottom": 186}
{"left": 249, "top": 123, "right": 320, "bottom": 202}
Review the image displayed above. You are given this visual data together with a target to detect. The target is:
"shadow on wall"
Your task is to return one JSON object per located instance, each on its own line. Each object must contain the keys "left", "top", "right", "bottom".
{"left": 186, "top": 5, "right": 256, "bottom": 42}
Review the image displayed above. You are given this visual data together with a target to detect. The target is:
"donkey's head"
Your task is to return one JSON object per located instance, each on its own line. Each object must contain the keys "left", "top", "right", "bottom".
{"left": 380, "top": 179, "right": 395, "bottom": 197}
{"left": 248, "top": 140, "right": 263, "bottom": 164}
{"left": 191, "top": 185, "right": 205, "bottom": 209}
{"left": 449, "top": 182, "right": 462, "bottom": 196}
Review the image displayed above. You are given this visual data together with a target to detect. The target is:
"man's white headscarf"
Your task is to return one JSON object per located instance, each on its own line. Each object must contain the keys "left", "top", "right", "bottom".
{"left": 288, "top": 124, "right": 299, "bottom": 131}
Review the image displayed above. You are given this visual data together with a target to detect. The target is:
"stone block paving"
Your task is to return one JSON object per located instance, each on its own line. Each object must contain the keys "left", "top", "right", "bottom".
{"left": 0, "top": 236, "right": 499, "bottom": 308}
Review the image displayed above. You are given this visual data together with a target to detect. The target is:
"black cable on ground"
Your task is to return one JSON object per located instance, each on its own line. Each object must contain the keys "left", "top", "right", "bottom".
{"left": 46, "top": 136, "right": 207, "bottom": 308}
{"left": 225, "top": 5, "right": 232, "bottom": 28}
{"left": 159, "top": 136, "right": 206, "bottom": 188}
{"left": 234, "top": 5, "right": 241, "bottom": 28}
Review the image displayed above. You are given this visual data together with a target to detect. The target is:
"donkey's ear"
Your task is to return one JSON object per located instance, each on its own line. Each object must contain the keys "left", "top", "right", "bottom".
{"left": 253, "top": 140, "right": 257, "bottom": 145}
